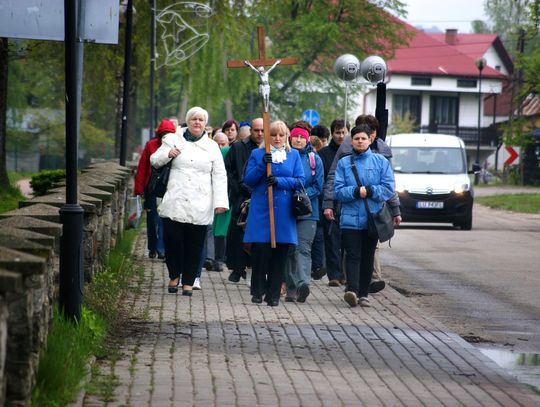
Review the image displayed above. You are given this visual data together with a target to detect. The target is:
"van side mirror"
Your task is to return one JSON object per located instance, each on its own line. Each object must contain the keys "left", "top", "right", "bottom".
{"left": 469, "top": 163, "right": 481, "bottom": 174}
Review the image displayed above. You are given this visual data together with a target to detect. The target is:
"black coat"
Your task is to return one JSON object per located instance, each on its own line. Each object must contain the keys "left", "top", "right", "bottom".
{"left": 224, "top": 137, "right": 259, "bottom": 216}
{"left": 318, "top": 139, "right": 341, "bottom": 180}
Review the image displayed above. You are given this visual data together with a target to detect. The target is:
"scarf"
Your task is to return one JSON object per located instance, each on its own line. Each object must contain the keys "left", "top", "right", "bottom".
{"left": 270, "top": 145, "right": 287, "bottom": 163}
{"left": 183, "top": 128, "right": 203, "bottom": 143}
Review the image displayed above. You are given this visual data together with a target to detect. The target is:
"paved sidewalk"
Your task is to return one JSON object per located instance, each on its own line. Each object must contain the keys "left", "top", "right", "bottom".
{"left": 83, "top": 231, "right": 540, "bottom": 407}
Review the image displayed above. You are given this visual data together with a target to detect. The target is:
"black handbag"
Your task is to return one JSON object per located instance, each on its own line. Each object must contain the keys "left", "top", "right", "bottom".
{"left": 292, "top": 188, "right": 312, "bottom": 217}
{"left": 147, "top": 160, "right": 172, "bottom": 198}
{"left": 236, "top": 199, "right": 250, "bottom": 229}
{"left": 349, "top": 155, "right": 394, "bottom": 243}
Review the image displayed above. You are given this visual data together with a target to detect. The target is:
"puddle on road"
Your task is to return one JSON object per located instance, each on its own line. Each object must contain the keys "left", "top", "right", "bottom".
{"left": 479, "top": 348, "right": 540, "bottom": 392}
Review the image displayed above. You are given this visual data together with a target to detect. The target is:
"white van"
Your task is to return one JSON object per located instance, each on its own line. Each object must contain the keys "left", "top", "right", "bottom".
{"left": 386, "top": 133, "right": 474, "bottom": 230}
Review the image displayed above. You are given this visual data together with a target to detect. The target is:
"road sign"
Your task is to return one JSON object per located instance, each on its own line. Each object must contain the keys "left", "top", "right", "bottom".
{"left": 302, "top": 109, "right": 320, "bottom": 127}
{"left": 0, "top": 0, "right": 119, "bottom": 44}
{"left": 504, "top": 146, "right": 519, "bottom": 166}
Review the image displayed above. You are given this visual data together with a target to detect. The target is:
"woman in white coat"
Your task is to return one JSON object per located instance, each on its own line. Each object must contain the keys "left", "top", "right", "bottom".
{"left": 150, "top": 106, "right": 229, "bottom": 296}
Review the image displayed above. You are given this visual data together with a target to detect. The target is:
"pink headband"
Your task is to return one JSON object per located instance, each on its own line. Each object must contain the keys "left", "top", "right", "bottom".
{"left": 290, "top": 127, "right": 310, "bottom": 142}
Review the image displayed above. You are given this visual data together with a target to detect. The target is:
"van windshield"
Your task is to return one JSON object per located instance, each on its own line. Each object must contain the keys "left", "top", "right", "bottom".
{"left": 391, "top": 147, "right": 466, "bottom": 174}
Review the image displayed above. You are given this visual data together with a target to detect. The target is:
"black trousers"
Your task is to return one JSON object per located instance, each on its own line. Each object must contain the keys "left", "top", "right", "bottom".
{"left": 322, "top": 216, "right": 344, "bottom": 280}
{"left": 225, "top": 217, "right": 250, "bottom": 273}
{"left": 341, "top": 229, "right": 378, "bottom": 297}
{"left": 162, "top": 218, "right": 206, "bottom": 286}
{"left": 250, "top": 243, "right": 290, "bottom": 303}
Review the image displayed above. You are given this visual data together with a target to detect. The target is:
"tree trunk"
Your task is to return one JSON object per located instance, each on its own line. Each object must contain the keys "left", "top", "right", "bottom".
{"left": 0, "top": 38, "right": 10, "bottom": 189}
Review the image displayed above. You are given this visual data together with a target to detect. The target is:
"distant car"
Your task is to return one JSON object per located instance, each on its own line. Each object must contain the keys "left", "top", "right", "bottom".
{"left": 386, "top": 133, "right": 474, "bottom": 230}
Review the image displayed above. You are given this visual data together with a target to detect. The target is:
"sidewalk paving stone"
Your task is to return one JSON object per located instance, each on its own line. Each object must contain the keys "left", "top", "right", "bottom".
{"left": 83, "top": 230, "right": 540, "bottom": 407}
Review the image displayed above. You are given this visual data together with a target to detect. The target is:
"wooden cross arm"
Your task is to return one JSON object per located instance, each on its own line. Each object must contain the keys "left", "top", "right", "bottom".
{"left": 227, "top": 57, "right": 298, "bottom": 69}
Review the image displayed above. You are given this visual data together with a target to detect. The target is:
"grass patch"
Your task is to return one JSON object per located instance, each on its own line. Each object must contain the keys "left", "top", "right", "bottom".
{"left": 31, "top": 307, "right": 107, "bottom": 407}
{"left": 0, "top": 184, "right": 25, "bottom": 214}
{"left": 476, "top": 193, "right": 540, "bottom": 214}
{"left": 31, "top": 224, "right": 143, "bottom": 406}
{"left": 7, "top": 171, "right": 34, "bottom": 184}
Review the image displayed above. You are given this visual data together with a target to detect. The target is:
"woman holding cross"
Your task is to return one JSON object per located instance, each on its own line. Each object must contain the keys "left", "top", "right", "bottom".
{"left": 242, "top": 120, "right": 305, "bottom": 307}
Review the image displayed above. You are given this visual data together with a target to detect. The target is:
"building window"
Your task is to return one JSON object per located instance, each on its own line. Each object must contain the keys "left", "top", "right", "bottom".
{"left": 393, "top": 94, "right": 421, "bottom": 124}
{"left": 411, "top": 76, "right": 432, "bottom": 86}
{"left": 457, "top": 78, "right": 477, "bottom": 88}
{"left": 430, "top": 96, "right": 459, "bottom": 125}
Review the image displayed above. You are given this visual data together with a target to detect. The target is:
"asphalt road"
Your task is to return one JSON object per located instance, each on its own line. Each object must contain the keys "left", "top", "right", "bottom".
{"left": 381, "top": 186, "right": 540, "bottom": 352}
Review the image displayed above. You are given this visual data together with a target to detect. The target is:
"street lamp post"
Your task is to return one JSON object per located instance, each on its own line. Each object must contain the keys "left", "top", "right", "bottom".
{"left": 474, "top": 57, "right": 486, "bottom": 185}
{"left": 119, "top": 0, "right": 133, "bottom": 166}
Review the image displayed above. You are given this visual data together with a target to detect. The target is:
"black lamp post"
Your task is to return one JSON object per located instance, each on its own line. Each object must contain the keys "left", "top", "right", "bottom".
{"left": 60, "top": 0, "right": 84, "bottom": 321}
{"left": 119, "top": 0, "right": 133, "bottom": 166}
{"left": 474, "top": 57, "right": 486, "bottom": 185}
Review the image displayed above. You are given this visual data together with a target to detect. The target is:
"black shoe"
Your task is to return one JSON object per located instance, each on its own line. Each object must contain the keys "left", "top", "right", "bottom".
{"left": 167, "top": 279, "right": 179, "bottom": 293}
{"left": 157, "top": 253, "right": 165, "bottom": 260}
{"left": 296, "top": 284, "right": 310, "bottom": 303}
{"left": 369, "top": 280, "right": 386, "bottom": 294}
{"left": 149, "top": 251, "right": 157, "bottom": 259}
{"left": 251, "top": 296, "right": 263, "bottom": 304}
{"left": 241, "top": 270, "right": 247, "bottom": 280}
{"left": 213, "top": 261, "right": 225, "bottom": 272}
{"left": 284, "top": 291, "right": 297, "bottom": 302}
{"left": 311, "top": 267, "right": 326, "bottom": 280}
{"left": 204, "top": 258, "right": 213, "bottom": 271}
{"left": 267, "top": 299, "right": 279, "bottom": 307}
{"left": 228, "top": 271, "right": 241, "bottom": 282}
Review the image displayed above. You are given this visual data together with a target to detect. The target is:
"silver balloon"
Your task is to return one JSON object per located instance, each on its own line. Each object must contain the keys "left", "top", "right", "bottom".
{"left": 361, "top": 55, "right": 387, "bottom": 84}
{"left": 334, "top": 54, "right": 360, "bottom": 81}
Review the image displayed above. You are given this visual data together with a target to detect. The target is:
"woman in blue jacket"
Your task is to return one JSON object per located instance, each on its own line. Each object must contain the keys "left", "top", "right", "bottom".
{"left": 334, "top": 124, "right": 395, "bottom": 307}
{"left": 243, "top": 120, "right": 305, "bottom": 306}
{"left": 284, "top": 124, "right": 324, "bottom": 303}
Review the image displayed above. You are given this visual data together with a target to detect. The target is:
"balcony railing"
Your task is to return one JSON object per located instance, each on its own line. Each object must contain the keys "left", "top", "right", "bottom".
{"left": 417, "top": 125, "right": 500, "bottom": 146}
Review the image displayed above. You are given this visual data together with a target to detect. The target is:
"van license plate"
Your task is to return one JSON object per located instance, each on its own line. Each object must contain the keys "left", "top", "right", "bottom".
{"left": 416, "top": 201, "right": 443, "bottom": 209}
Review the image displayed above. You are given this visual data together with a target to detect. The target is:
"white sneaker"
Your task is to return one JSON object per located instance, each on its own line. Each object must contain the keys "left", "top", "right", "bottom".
{"left": 193, "top": 277, "right": 201, "bottom": 290}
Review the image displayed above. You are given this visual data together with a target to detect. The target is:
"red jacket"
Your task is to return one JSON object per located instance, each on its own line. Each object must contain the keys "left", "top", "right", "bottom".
{"left": 134, "top": 137, "right": 162, "bottom": 195}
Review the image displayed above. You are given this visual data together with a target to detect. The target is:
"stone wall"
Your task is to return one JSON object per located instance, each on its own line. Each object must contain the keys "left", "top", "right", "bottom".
{"left": 0, "top": 161, "right": 135, "bottom": 406}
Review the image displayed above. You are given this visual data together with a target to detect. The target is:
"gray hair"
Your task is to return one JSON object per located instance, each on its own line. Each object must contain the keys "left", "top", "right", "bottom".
{"left": 185, "top": 106, "right": 208, "bottom": 125}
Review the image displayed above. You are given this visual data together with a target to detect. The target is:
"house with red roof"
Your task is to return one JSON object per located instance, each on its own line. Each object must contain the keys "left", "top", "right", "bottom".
{"left": 361, "top": 23, "right": 513, "bottom": 166}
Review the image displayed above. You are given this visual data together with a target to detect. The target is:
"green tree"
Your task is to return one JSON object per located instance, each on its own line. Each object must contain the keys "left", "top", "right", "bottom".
{"left": 0, "top": 0, "right": 409, "bottom": 177}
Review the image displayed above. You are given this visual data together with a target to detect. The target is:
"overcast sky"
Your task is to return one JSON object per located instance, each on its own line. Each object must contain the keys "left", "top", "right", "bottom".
{"left": 400, "top": 0, "right": 490, "bottom": 33}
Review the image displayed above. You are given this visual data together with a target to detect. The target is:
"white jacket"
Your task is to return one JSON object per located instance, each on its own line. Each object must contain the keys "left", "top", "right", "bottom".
{"left": 150, "top": 127, "right": 229, "bottom": 225}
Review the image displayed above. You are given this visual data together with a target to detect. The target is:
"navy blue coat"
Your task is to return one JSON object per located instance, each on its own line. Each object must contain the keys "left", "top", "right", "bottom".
{"left": 243, "top": 148, "right": 305, "bottom": 244}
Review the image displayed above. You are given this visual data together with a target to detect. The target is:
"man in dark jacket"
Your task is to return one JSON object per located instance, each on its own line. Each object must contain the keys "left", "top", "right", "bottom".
{"left": 318, "top": 119, "right": 349, "bottom": 286}
{"left": 224, "top": 118, "right": 264, "bottom": 282}
{"left": 322, "top": 114, "right": 402, "bottom": 293}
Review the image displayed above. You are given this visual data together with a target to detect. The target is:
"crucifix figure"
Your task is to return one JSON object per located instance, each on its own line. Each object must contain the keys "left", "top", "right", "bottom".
{"left": 227, "top": 26, "right": 297, "bottom": 247}
{"left": 244, "top": 59, "right": 280, "bottom": 112}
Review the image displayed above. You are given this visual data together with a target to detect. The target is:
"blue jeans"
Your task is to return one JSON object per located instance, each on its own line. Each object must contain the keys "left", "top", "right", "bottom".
{"left": 285, "top": 220, "right": 316, "bottom": 290}
{"left": 196, "top": 226, "right": 211, "bottom": 279}
{"left": 144, "top": 192, "right": 164, "bottom": 255}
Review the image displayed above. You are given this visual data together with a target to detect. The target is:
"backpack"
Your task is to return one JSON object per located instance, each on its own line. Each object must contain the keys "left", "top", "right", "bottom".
{"left": 308, "top": 151, "right": 316, "bottom": 176}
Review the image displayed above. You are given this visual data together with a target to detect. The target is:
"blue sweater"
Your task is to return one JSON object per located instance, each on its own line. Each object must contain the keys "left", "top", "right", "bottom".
{"left": 243, "top": 148, "right": 305, "bottom": 244}
{"left": 334, "top": 148, "right": 395, "bottom": 231}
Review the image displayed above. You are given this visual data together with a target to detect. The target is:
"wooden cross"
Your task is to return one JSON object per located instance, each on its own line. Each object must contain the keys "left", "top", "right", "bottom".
{"left": 227, "top": 26, "right": 298, "bottom": 248}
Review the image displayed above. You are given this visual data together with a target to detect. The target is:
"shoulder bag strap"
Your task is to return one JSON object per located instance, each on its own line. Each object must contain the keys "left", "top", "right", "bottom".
{"left": 349, "top": 155, "right": 370, "bottom": 214}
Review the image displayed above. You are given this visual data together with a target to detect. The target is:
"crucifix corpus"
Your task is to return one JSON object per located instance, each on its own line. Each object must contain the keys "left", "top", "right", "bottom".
{"left": 227, "top": 26, "right": 298, "bottom": 248}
